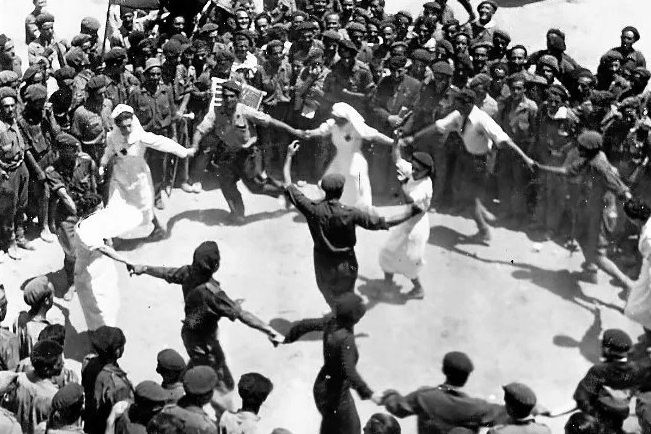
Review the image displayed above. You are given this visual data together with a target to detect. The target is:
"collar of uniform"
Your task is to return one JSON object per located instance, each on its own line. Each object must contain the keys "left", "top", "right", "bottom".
{"left": 181, "top": 404, "right": 207, "bottom": 415}
{"left": 438, "top": 383, "right": 465, "bottom": 394}
{"left": 141, "top": 84, "right": 167, "bottom": 97}
{"left": 511, "top": 417, "right": 535, "bottom": 425}
{"left": 162, "top": 380, "right": 183, "bottom": 390}
{"left": 474, "top": 19, "right": 495, "bottom": 30}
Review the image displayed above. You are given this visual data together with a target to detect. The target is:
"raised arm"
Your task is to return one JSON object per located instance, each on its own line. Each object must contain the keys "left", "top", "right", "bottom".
{"left": 284, "top": 317, "right": 327, "bottom": 343}
{"left": 282, "top": 141, "right": 300, "bottom": 187}
{"left": 238, "top": 309, "right": 283, "bottom": 345}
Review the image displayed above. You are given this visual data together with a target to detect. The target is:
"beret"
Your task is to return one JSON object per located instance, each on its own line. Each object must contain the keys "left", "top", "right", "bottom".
{"left": 296, "top": 21, "right": 318, "bottom": 32}
{"left": 0, "top": 70, "right": 19, "bottom": 86}
{"left": 489, "top": 60, "right": 509, "bottom": 75}
{"left": 503, "top": 382, "right": 537, "bottom": 409}
{"left": 386, "top": 54, "right": 408, "bottom": 70}
{"left": 104, "top": 47, "right": 127, "bottom": 63}
{"left": 305, "top": 48, "right": 324, "bottom": 65}
{"left": 507, "top": 72, "right": 527, "bottom": 85}
{"left": 493, "top": 28, "right": 511, "bottom": 42}
{"left": 390, "top": 41, "right": 407, "bottom": 50}
{"left": 222, "top": 80, "right": 242, "bottom": 95}
{"left": 477, "top": 0, "right": 498, "bottom": 12}
{"left": 266, "top": 39, "right": 284, "bottom": 51}
{"left": 602, "top": 49, "right": 624, "bottom": 63}
{"left": 412, "top": 152, "right": 434, "bottom": 170}
{"left": 183, "top": 366, "right": 218, "bottom": 395}
{"left": 144, "top": 58, "right": 162, "bottom": 72}
{"left": 602, "top": 328, "right": 632, "bottom": 352}
{"left": 55, "top": 132, "right": 80, "bottom": 148}
{"left": 538, "top": 54, "right": 559, "bottom": 73}
{"left": 547, "top": 28, "right": 565, "bottom": 40}
{"left": 469, "top": 73, "right": 492, "bottom": 89}
{"left": 23, "top": 65, "right": 43, "bottom": 83}
{"left": 455, "top": 87, "right": 476, "bottom": 103}
{"left": 576, "top": 68, "right": 596, "bottom": 82}
{"left": 338, "top": 38, "right": 359, "bottom": 53}
{"left": 200, "top": 23, "right": 219, "bottom": 34}
{"left": 53, "top": 66, "right": 76, "bottom": 81}
{"left": 431, "top": 60, "right": 454, "bottom": 76}
{"left": 321, "top": 173, "right": 345, "bottom": 192}
{"left": 0, "top": 87, "right": 17, "bottom": 101}
{"left": 436, "top": 39, "right": 454, "bottom": 55}
{"left": 71, "top": 34, "right": 91, "bottom": 47}
{"left": 526, "top": 74, "right": 548, "bottom": 86}
{"left": 87, "top": 75, "right": 108, "bottom": 91}
{"left": 157, "top": 348, "right": 186, "bottom": 372}
{"left": 423, "top": 1, "right": 443, "bottom": 12}
{"left": 64, "top": 47, "right": 87, "bottom": 67}
{"left": 411, "top": 48, "right": 432, "bottom": 63}
{"left": 322, "top": 30, "right": 342, "bottom": 42}
{"left": 470, "top": 40, "right": 493, "bottom": 51}
{"left": 162, "top": 39, "right": 183, "bottom": 57}
{"left": 442, "top": 351, "right": 474, "bottom": 374}
{"left": 135, "top": 380, "right": 169, "bottom": 403}
{"left": 394, "top": 10, "right": 413, "bottom": 23}
{"left": 346, "top": 22, "right": 366, "bottom": 33}
{"left": 81, "top": 16, "right": 101, "bottom": 33}
{"left": 138, "top": 37, "right": 157, "bottom": 51}
{"left": 547, "top": 83, "right": 569, "bottom": 100}
{"left": 24, "top": 84, "right": 48, "bottom": 104}
{"left": 238, "top": 372, "right": 273, "bottom": 402}
{"left": 24, "top": 275, "right": 53, "bottom": 306}
{"left": 51, "top": 383, "right": 84, "bottom": 411}
{"left": 622, "top": 25, "right": 640, "bottom": 42}
{"left": 91, "top": 326, "right": 126, "bottom": 356}
{"left": 35, "top": 12, "right": 55, "bottom": 27}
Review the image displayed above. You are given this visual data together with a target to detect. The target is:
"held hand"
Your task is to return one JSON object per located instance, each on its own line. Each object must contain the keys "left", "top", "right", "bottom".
{"left": 287, "top": 140, "right": 300, "bottom": 156}
{"left": 98, "top": 166, "right": 106, "bottom": 177}
{"left": 371, "top": 392, "right": 384, "bottom": 405}
{"left": 411, "top": 204, "right": 424, "bottom": 216}
{"left": 186, "top": 147, "right": 197, "bottom": 158}
{"left": 268, "top": 331, "right": 284, "bottom": 347}
{"left": 127, "top": 264, "right": 146, "bottom": 276}
{"left": 387, "top": 115, "right": 401, "bottom": 128}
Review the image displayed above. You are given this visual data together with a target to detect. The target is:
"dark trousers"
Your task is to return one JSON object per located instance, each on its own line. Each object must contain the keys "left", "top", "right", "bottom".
{"left": 313, "top": 249, "right": 358, "bottom": 308}
{"left": 145, "top": 148, "right": 166, "bottom": 202}
{"left": 456, "top": 151, "right": 491, "bottom": 232}
{"left": 314, "top": 369, "right": 360, "bottom": 434}
{"left": 181, "top": 326, "right": 234, "bottom": 391}
{"left": 216, "top": 146, "right": 284, "bottom": 218}
{"left": 0, "top": 162, "right": 28, "bottom": 250}
{"left": 56, "top": 217, "right": 78, "bottom": 286}
{"left": 496, "top": 147, "right": 529, "bottom": 219}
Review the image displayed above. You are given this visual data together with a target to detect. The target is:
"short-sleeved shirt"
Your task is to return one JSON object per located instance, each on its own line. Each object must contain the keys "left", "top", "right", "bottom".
{"left": 0, "top": 119, "right": 25, "bottom": 171}
{"left": 105, "top": 72, "right": 140, "bottom": 108}
{"left": 161, "top": 401, "right": 218, "bottom": 434}
{"left": 128, "top": 84, "right": 176, "bottom": 133}
{"left": 435, "top": 105, "right": 511, "bottom": 155}
{"left": 218, "top": 410, "right": 260, "bottom": 434}
{"left": 565, "top": 151, "right": 630, "bottom": 203}
{"left": 196, "top": 103, "right": 271, "bottom": 151}
{"left": 285, "top": 184, "right": 389, "bottom": 255}
{"left": 45, "top": 152, "right": 97, "bottom": 224}
{"left": 71, "top": 103, "right": 113, "bottom": 147}
{"left": 183, "top": 279, "right": 242, "bottom": 339}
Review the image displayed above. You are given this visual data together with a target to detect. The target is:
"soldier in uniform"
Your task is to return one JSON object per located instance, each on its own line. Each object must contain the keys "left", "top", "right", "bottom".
{"left": 44, "top": 383, "right": 85, "bottom": 433}
{"left": 487, "top": 383, "right": 551, "bottom": 434}
{"left": 27, "top": 13, "right": 67, "bottom": 69}
{"left": 114, "top": 381, "right": 169, "bottom": 433}
{"left": 323, "top": 39, "right": 374, "bottom": 115}
{"left": 161, "top": 366, "right": 219, "bottom": 433}
{"left": 104, "top": 48, "right": 140, "bottom": 108}
{"left": 156, "top": 349, "right": 186, "bottom": 404}
{"left": 0, "top": 285, "right": 20, "bottom": 371}
{"left": 382, "top": 351, "right": 507, "bottom": 433}
{"left": 0, "top": 87, "right": 33, "bottom": 261}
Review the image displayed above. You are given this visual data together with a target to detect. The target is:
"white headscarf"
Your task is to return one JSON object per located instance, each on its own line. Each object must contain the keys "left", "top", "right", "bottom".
{"left": 330, "top": 102, "right": 377, "bottom": 139}
{"left": 110, "top": 104, "right": 147, "bottom": 145}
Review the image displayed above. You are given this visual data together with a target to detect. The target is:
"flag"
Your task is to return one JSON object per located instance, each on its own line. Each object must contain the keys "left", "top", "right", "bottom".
{"left": 109, "top": 0, "right": 160, "bottom": 9}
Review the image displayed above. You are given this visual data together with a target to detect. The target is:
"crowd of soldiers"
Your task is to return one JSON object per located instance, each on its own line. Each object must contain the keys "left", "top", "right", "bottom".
{"left": 1, "top": 0, "right": 651, "bottom": 432}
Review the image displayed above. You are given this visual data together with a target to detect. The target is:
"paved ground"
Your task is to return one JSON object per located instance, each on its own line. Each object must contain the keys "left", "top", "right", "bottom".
{"left": 2, "top": 0, "right": 651, "bottom": 433}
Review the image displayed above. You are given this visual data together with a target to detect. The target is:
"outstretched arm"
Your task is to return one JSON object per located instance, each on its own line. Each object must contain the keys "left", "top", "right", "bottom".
{"left": 535, "top": 162, "right": 570, "bottom": 176}
{"left": 267, "top": 116, "right": 303, "bottom": 138}
{"left": 498, "top": 139, "right": 534, "bottom": 168}
{"left": 385, "top": 206, "right": 423, "bottom": 228}
{"left": 284, "top": 317, "right": 327, "bottom": 343}
{"left": 238, "top": 310, "right": 283, "bottom": 345}
{"left": 97, "top": 244, "right": 131, "bottom": 265}
{"left": 282, "top": 141, "right": 300, "bottom": 187}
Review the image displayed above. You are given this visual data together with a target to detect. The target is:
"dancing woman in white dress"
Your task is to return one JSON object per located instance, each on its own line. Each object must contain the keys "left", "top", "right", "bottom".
{"left": 99, "top": 104, "right": 195, "bottom": 239}
{"left": 379, "top": 143, "right": 433, "bottom": 300}
{"left": 303, "top": 102, "right": 394, "bottom": 211}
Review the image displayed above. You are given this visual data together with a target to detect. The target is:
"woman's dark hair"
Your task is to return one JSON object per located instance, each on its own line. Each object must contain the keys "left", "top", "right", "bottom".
{"left": 77, "top": 192, "right": 103, "bottom": 219}
{"left": 624, "top": 198, "right": 651, "bottom": 222}
{"left": 114, "top": 111, "right": 134, "bottom": 126}
{"left": 38, "top": 324, "right": 66, "bottom": 347}
{"left": 31, "top": 340, "right": 64, "bottom": 378}
{"left": 365, "top": 413, "right": 401, "bottom": 434}
{"left": 565, "top": 412, "right": 601, "bottom": 434}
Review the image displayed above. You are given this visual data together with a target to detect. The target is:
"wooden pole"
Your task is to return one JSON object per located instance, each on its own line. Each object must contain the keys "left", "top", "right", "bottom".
{"left": 102, "top": 0, "right": 112, "bottom": 57}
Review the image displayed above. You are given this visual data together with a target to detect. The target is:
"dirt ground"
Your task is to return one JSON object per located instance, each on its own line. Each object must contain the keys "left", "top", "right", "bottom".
{"left": 2, "top": 0, "right": 651, "bottom": 433}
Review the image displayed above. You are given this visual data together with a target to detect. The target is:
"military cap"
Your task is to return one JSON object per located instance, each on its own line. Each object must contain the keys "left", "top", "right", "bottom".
{"left": 470, "top": 40, "right": 493, "bottom": 52}
{"left": 23, "top": 275, "right": 53, "bottom": 306}
{"left": 469, "top": 73, "right": 492, "bottom": 89}
{"left": 86, "top": 75, "right": 107, "bottom": 91}
{"left": 622, "top": 25, "right": 640, "bottom": 42}
{"left": 390, "top": 41, "right": 408, "bottom": 50}
{"left": 81, "top": 16, "right": 101, "bottom": 33}
{"left": 64, "top": 47, "right": 87, "bottom": 67}
{"left": 423, "top": 1, "right": 443, "bottom": 12}
{"left": 436, "top": 39, "right": 454, "bottom": 55}
{"left": 157, "top": 349, "right": 186, "bottom": 372}
{"left": 35, "top": 12, "right": 55, "bottom": 28}
{"left": 53, "top": 66, "right": 76, "bottom": 81}
{"left": 386, "top": 55, "right": 408, "bottom": 70}
{"left": 296, "top": 21, "right": 318, "bottom": 32}
{"left": 144, "top": 58, "right": 162, "bottom": 72}
{"left": 493, "top": 28, "right": 511, "bottom": 43}
{"left": 71, "top": 34, "right": 91, "bottom": 47}
{"left": 322, "top": 30, "right": 342, "bottom": 42}
{"left": 55, "top": 132, "right": 80, "bottom": 148}
{"left": 0, "top": 70, "right": 19, "bottom": 86}
{"left": 183, "top": 366, "right": 218, "bottom": 395}
{"left": 602, "top": 328, "right": 632, "bottom": 352}
{"left": 507, "top": 72, "right": 527, "bottom": 85}
{"left": 0, "top": 87, "right": 17, "bottom": 101}
{"left": 338, "top": 38, "right": 359, "bottom": 53}
{"left": 411, "top": 48, "right": 432, "bottom": 63}
{"left": 104, "top": 47, "right": 127, "bottom": 63}
{"left": 442, "top": 351, "right": 474, "bottom": 375}
{"left": 135, "top": 380, "right": 169, "bottom": 403}
{"left": 547, "top": 83, "right": 569, "bottom": 100}
{"left": 163, "top": 39, "right": 183, "bottom": 57}
{"left": 431, "top": 60, "right": 454, "bottom": 76}
{"left": 477, "top": 0, "right": 498, "bottom": 12}
{"left": 503, "top": 382, "right": 537, "bottom": 410}
{"left": 222, "top": 80, "right": 242, "bottom": 95}
{"left": 51, "top": 383, "right": 84, "bottom": 411}
{"left": 394, "top": 10, "right": 413, "bottom": 24}
{"left": 526, "top": 74, "right": 548, "bottom": 87}
{"left": 91, "top": 326, "right": 126, "bottom": 356}
{"left": 200, "top": 23, "right": 219, "bottom": 34}
{"left": 537, "top": 54, "right": 559, "bottom": 73}
{"left": 266, "top": 39, "right": 284, "bottom": 51}
{"left": 24, "top": 84, "right": 48, "bottom": 103}
{"left": 346, "top": 22, "right": 366, "bottom": 33}
{"left": 321, "top": 173, "right": 345, "bottom": 193}
{"left": 576, "top": 68, "right": 596, "bottom": 83}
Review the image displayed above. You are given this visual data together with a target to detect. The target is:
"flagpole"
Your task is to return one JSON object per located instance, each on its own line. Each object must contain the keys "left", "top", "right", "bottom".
{"left": 102, "top": 0, "right": 112, "bottom": 57}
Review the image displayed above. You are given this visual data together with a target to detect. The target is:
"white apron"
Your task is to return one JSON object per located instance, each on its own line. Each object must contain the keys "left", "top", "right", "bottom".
{"left": 625, "top": 218, "right": 651, "bottom": 329}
